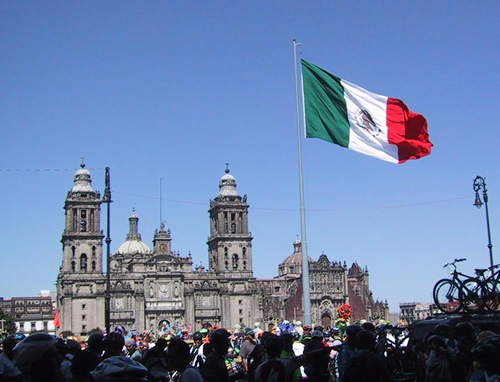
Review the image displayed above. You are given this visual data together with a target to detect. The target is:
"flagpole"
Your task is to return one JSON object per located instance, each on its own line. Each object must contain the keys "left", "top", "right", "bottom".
{"left": 293, "top": 39, "right": 312, "bottom": 326}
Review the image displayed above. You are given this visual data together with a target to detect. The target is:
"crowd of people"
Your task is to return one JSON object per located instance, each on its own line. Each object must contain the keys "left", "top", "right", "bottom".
{"left": 0, "top": 318, "right": 499, "bottom": 382}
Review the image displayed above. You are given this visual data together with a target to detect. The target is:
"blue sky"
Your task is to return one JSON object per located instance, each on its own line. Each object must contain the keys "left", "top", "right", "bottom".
{"left": 1, "top": 2, "right": 499, "bottom": 314}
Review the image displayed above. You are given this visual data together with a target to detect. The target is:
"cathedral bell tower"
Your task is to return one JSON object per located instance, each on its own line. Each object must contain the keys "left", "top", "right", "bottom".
{"left": 56, "top": 163, "right": 106, "bottom": 336}
{"left": 61, "top": 163, "right": 104, "bottom": 274}
{"left": 153, "top": 222, "right": 173, "bottom": 256}
{"left": 207, "top": 165, "right": 253, "bottom": 274}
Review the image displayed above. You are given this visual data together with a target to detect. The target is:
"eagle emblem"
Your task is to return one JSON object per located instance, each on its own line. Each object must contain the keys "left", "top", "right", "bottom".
{"left": 356, "top": 109, "right": 382, "bottom": 137}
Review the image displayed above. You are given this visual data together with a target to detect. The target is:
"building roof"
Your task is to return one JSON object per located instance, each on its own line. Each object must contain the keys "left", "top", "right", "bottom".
{"left": 218, "top": 166, "right": 238, "bottom": 197}
{"left": 115, "top": 240, "right": 152, "bottom": 255}
{"left": 115, "top": 209, "right": 152, "bottom": 255}
{"left": 71, "top": 163, "right": 94, "bottom": 193}
{"left": 281, "top": 240, "right": 314, "bottom": 266}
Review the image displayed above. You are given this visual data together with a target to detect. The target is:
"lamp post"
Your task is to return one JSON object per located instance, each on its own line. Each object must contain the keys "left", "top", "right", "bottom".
{"left": 473, "top": 176, "right": 494, "bottom": 269}
{"left": 103, "top": 167, "right": 112, "bottom": 334}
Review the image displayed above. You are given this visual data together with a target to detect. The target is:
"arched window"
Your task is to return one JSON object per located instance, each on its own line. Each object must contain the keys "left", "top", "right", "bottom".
{"left": 92, "top": 261, "right": 96, "bottom": 271}
{"left": 225, "top": 261, "right": 229, "bottom": 270}
{"left": 243, "top": 261, "right": 247, "bottom": 270}
{"left": 80, "top": 254, "right": 88, "bottom": 271}
{"left": 224, "top": 247, "right": 228, "bottom": 259}
{"left": 232, "top": 254, "right": 239, "bottom": 270}
{"left": 80, "top": 210, "right": 87, "bottom": 232}
{"left": 72, "top": 246, "right": 76, "bottom": 258}
{"left": 72, "top": 208, "right": 78, "bottom": 231}
{"left": 242, "top": 247, "right": 247, "bottom": 259}
{"left": 71, "top": 261, "right": 76, "bottom": 272}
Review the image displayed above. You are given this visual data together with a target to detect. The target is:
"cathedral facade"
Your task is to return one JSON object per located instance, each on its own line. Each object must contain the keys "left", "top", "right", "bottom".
{"left": 56, "top": 164, "right": 387, "bottom": 336}
{"left": 258, "top": 241, "right": 389, "bottom": 327}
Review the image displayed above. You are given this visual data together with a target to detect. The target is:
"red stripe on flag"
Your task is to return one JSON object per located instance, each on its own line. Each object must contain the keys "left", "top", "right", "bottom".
{"left": 386, "top": 98, "right": 432, "bottom": 164}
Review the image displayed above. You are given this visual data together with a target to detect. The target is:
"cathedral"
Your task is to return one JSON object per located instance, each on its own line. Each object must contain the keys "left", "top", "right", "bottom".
{"left": 56, "top": 164, "right": 388, "bottom": 336}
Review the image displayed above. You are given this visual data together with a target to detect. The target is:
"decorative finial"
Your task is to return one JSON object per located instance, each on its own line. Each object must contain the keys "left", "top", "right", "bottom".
{"left": 80, "top": 157, "right": 85, "bottom": 168}
{"left": 225, "top": 163, "right": 230, "bottom": 174}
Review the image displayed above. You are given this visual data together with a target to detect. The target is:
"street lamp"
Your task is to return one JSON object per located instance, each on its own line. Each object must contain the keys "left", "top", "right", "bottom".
{"left": 473, "top": 176, "right": 494, "bottom": 268}
{"left": 103, "top": 167, "right": 112, "bottom": 334}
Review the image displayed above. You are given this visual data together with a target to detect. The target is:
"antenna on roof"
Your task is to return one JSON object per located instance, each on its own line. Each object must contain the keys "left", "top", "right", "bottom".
{"left": 160, "top": 178, "right": 163, "bottom": 229}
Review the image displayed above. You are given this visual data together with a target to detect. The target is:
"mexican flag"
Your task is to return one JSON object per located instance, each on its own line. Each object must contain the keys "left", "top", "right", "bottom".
{"left": 301, "top": 59, "right": 432, "bottom": 164}
{"left": 54, "top": 309, "right": 60, "bottom": 328}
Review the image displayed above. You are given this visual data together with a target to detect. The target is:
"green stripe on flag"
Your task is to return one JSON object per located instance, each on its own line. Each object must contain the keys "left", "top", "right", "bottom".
{"left": 301, "top": 59, "right": 350, "bottom": 148}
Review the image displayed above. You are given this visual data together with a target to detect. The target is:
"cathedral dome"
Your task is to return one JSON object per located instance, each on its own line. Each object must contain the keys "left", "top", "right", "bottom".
{"left": 116, "top": 239, "right": 152, "bottom": 255}
{"left": 281, "top": 252, "right": 314, "bottom": 266}
{"left": 279, "top": 240, "right": 314, "bottom": 277}
{"left": 72, "top": 163, "right": 94, "bottom": 193}
{"left": 281, "top": 240, "right": 314, "bottom": 266}
{"left": 218, "top": 166, "right": 238, "bottom": 197}
{"left": 115, "top": 209, "right": 152, "bottom": 255}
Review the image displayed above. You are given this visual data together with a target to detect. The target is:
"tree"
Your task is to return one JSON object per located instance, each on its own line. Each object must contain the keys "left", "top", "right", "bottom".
{"left": 0, "top": 306, "right": 16, "bottom": 335}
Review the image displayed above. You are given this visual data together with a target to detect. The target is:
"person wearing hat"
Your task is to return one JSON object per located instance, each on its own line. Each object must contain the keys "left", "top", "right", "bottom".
{"left": 301, "top": 325, "right": 313, "bottom": 347}
{"left": 191, "top": 328, "right": 210, "bottom": 370}
{"left": 190, "top": 332, "right": 204, "bottom": 368}
{"left": 337, "top": 324, "right": 362, "bottom": 381}
{"left": 57, "top": 337, "right": 83, "bottom": 381}
{"left": 13, "top": 332, "right": 63, "bottom": 382}
{"left": 239, "top": 328, "right": 257, "bottom": 373}
{"left": 140, "top": 337, "right": 169, "bottom": 380}
{"left": 166, "top": 338, "right": 203, "bottom": 382}
{"left": 203, "top": 329, "right": 243, "bottom": 382}
{"left": 137, "top": 340, "right": 150, "bottom": 360}
{"left": 86, "top": 332, "right": 105, "bottom": 359}
{"left": 291, "top": 331, "right": 306, "bottom": 380}
{"left": 303, "top": 329, "right": 330, "bottom": 382}
{"left": 91, "top": 356, "right": 149, "bottom": 382}
{"left": 101, "top": 331, "right": 125, "bottom": 361}
{"left": 470, "top": 334, "right": 500, "bottom": 381}
{"left": 278, "top": 332, "right": 303, "bottom": 382}
{"left": 254, "top": 334, "right": 286, "bottom": 382}
{"left": 0, "top": 336, "right": 22, "bottom": 380}
{"left": 342, "top": 330, "right": 392, "bottom": 382}
{"left": 125, "top": 339, "right": 142, "bottom": 362}
{"left": 71, "top": 350, "right": 100, "bottom": 382}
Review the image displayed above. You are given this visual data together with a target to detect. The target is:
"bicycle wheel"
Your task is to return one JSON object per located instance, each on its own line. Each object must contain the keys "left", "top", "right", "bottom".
{"left": 433, "top": 279, "right": 461, "bottom": 313}
{"left": 459, "top": 278, "right": 482, "bottom": 313}
{"left": 481, "top": 279, "right": 500, "bottom": 311}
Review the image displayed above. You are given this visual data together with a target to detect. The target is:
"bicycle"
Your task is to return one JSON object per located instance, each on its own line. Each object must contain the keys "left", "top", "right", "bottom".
{"left": 477, "top": 264, "right": 500, "bottom": 312}
{"left": 375, "top": 324, "right": 417, "bottom": 381}
{"left": 432, "top": 258, "right": 483, "bottom": 314}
